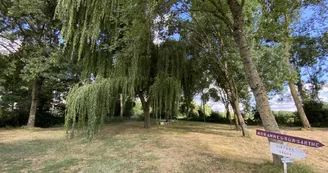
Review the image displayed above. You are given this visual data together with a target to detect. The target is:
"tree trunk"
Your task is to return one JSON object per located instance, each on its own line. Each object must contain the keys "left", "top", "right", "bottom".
{"left": 120, "top": 94, "right": 124, "bottom": 120}
{"left": 27, "top": 77, "right": 43, "bottom": 127}
{"left": 186, "top": 106, "right": 190, "bottom": 121}
{"left": 296, "top": 69, "right": 308, "bottom": 103}
{"left": 225, "top": 103, "right": 233, "bottom": 124}
{"left": 283, "top": 18, "right": 311, "bottom": 129}
{"left": 139, "top": 92, "right": 151, "bottom": 128}
{"left": 165, "top": 113, "right": 169, "bottom": 121}
{"left": 227, "top": 0, "right": 281, "bottom": 165}
{"left": 143, "top": 106, "right": 151, "bottom": 128}
{"left": 202, "top": 99, "right": 206, "bottom": 122}
{"left": 289, "top": 82, "right": 312, "bottom": 128}
{"left": 234, "top": 113, "right": 240, "bottom": 130}
{"left": 231, "top": 97, "right": 249, "bottom": 137}
{"left": 285, "top": 13, "right": 311, "bottom": 129}
{"left": 297, "top": 78, "right": 307, "bottom": 103}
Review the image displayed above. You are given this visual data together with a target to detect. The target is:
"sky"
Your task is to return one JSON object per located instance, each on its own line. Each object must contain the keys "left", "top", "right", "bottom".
{"left": 182, "top": 2, "right": 328, "bottom": 112}
{"left": 2, "top": 1, "right": 327, "bottom": 113}
{"left": 0, "top": 38, "right": 20, "bottom": 54}
{"left": 193, "top": 84, "right": 328, "bottom": 113}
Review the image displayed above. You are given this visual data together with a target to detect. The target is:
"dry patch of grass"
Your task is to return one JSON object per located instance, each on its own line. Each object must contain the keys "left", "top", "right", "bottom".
{"left": 0, "top": 121, "right": 327, "bottom": 173}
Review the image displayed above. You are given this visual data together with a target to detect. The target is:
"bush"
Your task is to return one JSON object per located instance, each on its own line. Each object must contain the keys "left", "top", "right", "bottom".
{"left": 35, "top": 112, "right": 64, "bottom": 128}
{"left": 246, "top": 111, "right": 262, "bottom": 125}
{"left": 207, "top": 112, "right": 230, "bottom": 124}
{"left": 247, "top": 110, "right": 301, "bottom": 127}
{"left": 274, "top": 111, "right": 300, "bottom": 126}
{"left": 303, "top": 101, "right": 328, "bottom": 127}
{"left": 0, "top": 110, "right": 29, "bottom": 127}
{"left": 0, "top": 110, "right": 64, "bottom": 128}
{"left": 187, "top": 111, "right": 231, "bottom": 124}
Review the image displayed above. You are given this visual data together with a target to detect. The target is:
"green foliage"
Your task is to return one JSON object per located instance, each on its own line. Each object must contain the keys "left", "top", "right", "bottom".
{"left": 253, "top": 43, "right": 289, "bottom": 92}
{"left": 0, "top": 0, "right": 80, "bottom": 129}
{"left": 207, "top": 112, "right": 230, "bottom": 124}
{"left": 65, "top": 79, "right": 113, "bottom": 139}
{"left": 131, "top": 102, "right": 144, "bottom": 120}
{"left": 274, "top": 111, "right": 301, "bottom": 127}
{"left": 57, "top": 0, "right": 189, "bottom": 136}
{"left": 249, "top": 110, "right": 301, "bottom": 126}
{"left": 0, "top": 110, "right": 64, "bottom": 128}
{"left": 248, "top": 102, "right": 328, "bottom": 127}
{"left": 151, "top": 73, "right": 182, "bottom": 117}
{"left": 303, "top": 101, "right": 328, "bottom": 127}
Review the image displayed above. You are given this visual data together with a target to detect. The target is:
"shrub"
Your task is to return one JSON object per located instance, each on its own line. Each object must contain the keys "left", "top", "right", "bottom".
{"left": 0, "top": 110, "right": 29, "bottom": 127}
{"left": 274, "top": 111, "right": 299, "bottom": 126}
{"left": 0, "top": 110, "right": 64, "bottom": 128}
{"left": 35, "top": 112, "right": 64, "bottom": 128}
{"left": 207, "top": 112, "right": 230, "bottom": 124}
{"left": 303, "top": 101, "right": 328, "bottom": 127}
{"left": 247, "top": 110, "right": 301, "bottom": 127}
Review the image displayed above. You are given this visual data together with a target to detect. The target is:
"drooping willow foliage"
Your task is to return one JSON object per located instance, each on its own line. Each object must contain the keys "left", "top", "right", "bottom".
{"left": 57, "top": 0, "right": 189, "bottom": 138}
{"left": 55, "top": 0, "right": 120, "bottom": 59}
{"left": 65, "top": 79, "right": 112, "bottom": 139}
{"left": 150, "top": 40, "right": 187, "bottom": 117}
{"left": 150, "top": 73, "right": 182, "bottom": 118}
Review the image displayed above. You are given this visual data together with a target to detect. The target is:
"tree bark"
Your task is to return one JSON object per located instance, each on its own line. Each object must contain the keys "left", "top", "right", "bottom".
{"left": 227, "top": 0, "right": 281, "bottom": 165}
{"left": 289, "top": 82, "right": 311, "bottom": 129}
{"left": 234, "top": 113, "right": 240, "bottom": 130}
{"left": 143, "top": 105, "right": 151, "bottom": 128}
{"left": 225, "top": 103, "right": 233, "bottom": 124}
{"left": 297, "top": 77, "right": 307, "bottom": 103}
{"left": 27, "top": 77, "right": 43, "bottom": 127}
{"left": 139, "top": 91, "right": 151, "bottom": 128}
{"left": 120, "top": 94, "right": 124, "bottom": 120}
{"left": 201, "top": 92, "right": 206, "bottom": 122}
{"left": 284, "top": 39, "right": 311, "bottom": 129}
{"left": 186, "top": 106, "right": 190, "bottom": 121}
{"left": 283, "top": 15, "right": 311, "bottom": 129}
{"left": 231, "top": 97, "right": 249, "bottom": 137}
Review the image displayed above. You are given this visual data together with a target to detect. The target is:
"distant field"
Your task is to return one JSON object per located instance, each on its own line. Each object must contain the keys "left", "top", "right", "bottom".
{"left": 0, "top": 121, "right": 327, "bottom": 173}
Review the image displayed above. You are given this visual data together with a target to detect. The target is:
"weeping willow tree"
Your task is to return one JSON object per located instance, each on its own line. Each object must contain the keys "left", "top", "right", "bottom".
{"left": 65, "top": 79, "right": 113, "bottom": 139}
{"left": 56, "top": 0, "right": 186, "bottom": 138}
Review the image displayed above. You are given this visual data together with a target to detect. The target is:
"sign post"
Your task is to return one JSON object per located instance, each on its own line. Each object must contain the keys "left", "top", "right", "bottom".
{"left": 269, "top": 141, "right": 307, "bottom": 173}
{"left": 256, "top": 129, "right": 324, "bottom": 173}
{"left": 256, "top": 129, "right": 324, "bottom": 148}
{"left": 269, "top": 142, "right": 307, "bottom": 159}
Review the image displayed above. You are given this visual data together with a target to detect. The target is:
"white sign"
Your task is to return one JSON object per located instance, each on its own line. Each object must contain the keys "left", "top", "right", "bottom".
{"left": 270, "top": 142, "right": 307, "bottom": 159}
{"left": 281, "top": 157, "right": 293, "bottom": 163}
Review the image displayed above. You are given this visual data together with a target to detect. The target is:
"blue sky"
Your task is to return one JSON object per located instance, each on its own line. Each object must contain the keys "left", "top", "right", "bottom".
{"left": 187, "top": 3, "right": 328, "bottom": 112}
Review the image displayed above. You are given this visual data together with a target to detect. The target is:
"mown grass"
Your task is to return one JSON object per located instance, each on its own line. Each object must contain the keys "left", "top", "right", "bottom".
{"left": 0, "top": 121, "right": 326, "bottom": 173}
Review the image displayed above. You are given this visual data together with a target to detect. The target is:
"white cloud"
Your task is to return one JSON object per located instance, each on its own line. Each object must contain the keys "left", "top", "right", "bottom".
{"left": 270, "top": 102, "right": 297, "bottom": 111}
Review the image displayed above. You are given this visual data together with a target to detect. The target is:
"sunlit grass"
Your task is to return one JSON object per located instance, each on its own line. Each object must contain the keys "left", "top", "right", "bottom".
{"left": 0, "top": 121, "right": 326, "bottom": 172}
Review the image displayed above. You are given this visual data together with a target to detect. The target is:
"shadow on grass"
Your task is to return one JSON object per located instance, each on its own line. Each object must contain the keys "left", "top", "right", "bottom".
{"left": 182, "top": 152, "right": 314, "bottom": 173}
{"left": 0, "top": 139, "right": 68, "bottom": 172}
{"left": 97, "top": 120, "right": 242, "bottom": 138}
{"left": 165, "top": 125, "right": 239, "bottom": 137}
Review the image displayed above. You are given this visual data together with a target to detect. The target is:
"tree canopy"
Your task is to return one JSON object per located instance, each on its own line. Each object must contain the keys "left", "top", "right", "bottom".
{"left": 1, "top": 0, "right": 327, "bottom": 166}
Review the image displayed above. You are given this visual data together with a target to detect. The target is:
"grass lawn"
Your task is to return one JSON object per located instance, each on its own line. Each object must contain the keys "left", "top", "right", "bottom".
{"left": 0, "top": 121, "right": 327, "bottom": 173}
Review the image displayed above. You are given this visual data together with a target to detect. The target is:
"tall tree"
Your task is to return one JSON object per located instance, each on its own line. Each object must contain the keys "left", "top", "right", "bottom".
{"left": 258, "top": 0, "right": 328, "bottom": 129}
{"left": 57, "top": 1, "right": 189, "bottom": 138}
{"left": 188, "top": 11, "right": 250, "bottom": 136}
{"left": 291, "top": 34, "right": 328, "bottom": 103}
{"left": 186, "top": 0, "right": 280, "bottom": 163}
{"left": 1, "top": 0, "right": 64, "bottom": 127}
